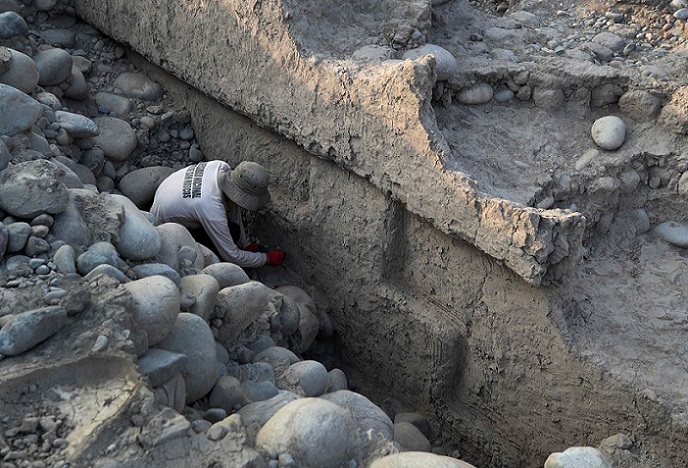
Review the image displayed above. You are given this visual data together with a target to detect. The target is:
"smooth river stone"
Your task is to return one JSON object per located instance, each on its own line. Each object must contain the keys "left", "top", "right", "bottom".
{"left": 654, "top": 221, "right": 688, "bottom": 248}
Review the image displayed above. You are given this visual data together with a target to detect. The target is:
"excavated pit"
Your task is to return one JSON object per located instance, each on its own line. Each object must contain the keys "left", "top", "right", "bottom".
{"left": 4, "top": 0, "right": 688, "bottom": 466}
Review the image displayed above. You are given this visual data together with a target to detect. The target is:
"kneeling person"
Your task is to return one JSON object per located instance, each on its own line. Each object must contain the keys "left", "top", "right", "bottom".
{"left": 151, "top": 160, "right": 285, "bottom": 267}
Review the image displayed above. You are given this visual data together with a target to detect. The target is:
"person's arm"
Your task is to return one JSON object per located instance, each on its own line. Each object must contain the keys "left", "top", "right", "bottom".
{"left": 202, "top": 217, "right": 268, "bottom": 267}
{"left": 197, "top": 198, "right": 267, "bottom": 268}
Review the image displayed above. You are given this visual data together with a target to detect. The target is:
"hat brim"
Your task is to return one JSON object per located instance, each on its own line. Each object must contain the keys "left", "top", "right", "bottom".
{"left": 221, "top": 174, "right": 271, "bottom": 211}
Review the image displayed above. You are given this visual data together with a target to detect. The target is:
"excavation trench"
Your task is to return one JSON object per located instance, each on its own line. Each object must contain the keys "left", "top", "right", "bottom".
{"left": 66, "top": 0, "right": 688, "bottom": 466}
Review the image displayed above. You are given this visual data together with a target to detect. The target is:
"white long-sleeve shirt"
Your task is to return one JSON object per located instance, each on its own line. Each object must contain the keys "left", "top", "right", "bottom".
{"left": 151, "top": 161, "right": 267, "bottom": 268}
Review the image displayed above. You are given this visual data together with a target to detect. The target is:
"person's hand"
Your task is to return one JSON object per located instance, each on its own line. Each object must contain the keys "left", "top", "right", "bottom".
{"left": 245, "top": 243, "right": 268, "bottom": 253}
{"left": 266, "top": 250, "right": 285, "bottom": 266}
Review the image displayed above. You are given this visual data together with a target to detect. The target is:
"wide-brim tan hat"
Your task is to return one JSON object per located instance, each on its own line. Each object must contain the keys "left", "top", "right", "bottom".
{"left": 220, "top": 161, "right": 271, "bottom": 211}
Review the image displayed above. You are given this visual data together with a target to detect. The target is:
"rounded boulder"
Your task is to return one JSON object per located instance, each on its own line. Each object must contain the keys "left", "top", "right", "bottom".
{"left": 34, "top": 48, "right": 73, "bottom": 86}
{"left": 123, "top": 275, "right": 180, "bottom": 346}
{"left": 321, "top": 390, "right": 393, "bottom": 440}
{"left": 456, "top": 82, "right": 494, "bottom": 105}
{"left": 0, "top": 48, "right": 38, "bottom": 94}
{"left": 93, "top": 116, "right": 138, "bottom": 162}
{"left": 0, "top": 160, "right": 69, "bottom": 217}
{"left": 155, "top": 222, "right": 205, "bottom": 272}
{"left": 0, "top": 11, "right": 27, "bottom": 39}
{"left": 402, "top": 44, "right": 458, "bottom": 81}
{"left": 370, "top": 452, "right": 477, "bottom": 468}
{"left": 117, "top": 166, "right": 176, "bottom": 209}
{"left": 113, "top": 72, "right": 163, "bottom": 100}
{"left": 156, "top": 312, "right": 219, "bottom": 404}
{"left": 179, "top": 274, "right": 219, "bottom": 321}
{"left": 256, "top": 398, "right": 357, "bottom": 468}
{"left": 0, "top": 83, "right": 42, "bottom": 136}
{"left": 201, "top": 262, "right": 250, "bottom": 289}
{"left": 111, "top": 193, "right": 161, "bottom": 261}
{"left": 591, "top": 116, "right": 626, "bottom": 150}
{"left": 279, "top": 360, "right": 328, "bottom": 397}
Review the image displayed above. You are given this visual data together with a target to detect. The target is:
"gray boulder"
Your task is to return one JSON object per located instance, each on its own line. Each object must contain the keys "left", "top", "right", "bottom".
{"left": 93, "top": 116, "right": 138, "bottom": 163}
{"left": 619, "top": 90, "right": 661, "bottom": 123}
{"left": 277, "top": 295, "right": 301, "bottom": 337}
{"left": 94, "top": 91, "right": 132, "bottom": 116}
{"left": 84, "top": 264, "right": 129, "bottom": 283}
{"left": 0, "top": 306, "right": 68, "bottom": 355}
{"left": 402, "top": 44, "right": 458, "bottom": 81}
{"left": 237, "top": 390, "right": 299, "bottom": 428}
{"left": 0, "top": 11, "right": 26, "bottom": 39}
{"left": 0, "top": 83, "right": 42, "bottom": 136}
{"left": 76, "top": 241, "right": 121, "bottom": 275}
{"left": 113, "top": 72, "right": 163, "bottom": 100}
{"left": 123, "top": 275, "right": 180, "bottom": 346}
{"left": 252, "top": 346, "right": 300, "bottom": 378}
{"left": 71, "top": 55, "right": 91, "bottom": 74}
{"left": 298, "top": 305, "right": 319, "bottom": 351}
{"left": 156, "top": 312, "right": 219, "bottom": 404}
{"left": 274, "top": 285, "right": 316, "bottom": 313}
{"left": 51, "top": 158, "right": 85, "bottom": 188}
{"left": 371, "top": 453, "right": 476, "bottom": 468}
{"left": 111, "top": 194, "right": 161, "bottom": 261}
{"left": 130, "top": 263, "right": 181, "bottom": 287}
{"left": 208, "top": 375, "right": 247, "bottom": 411}
{"left": 591, "top": 116, "right": 626, "bottom": 150}
{"left": 248, "top": 335, "right": 276, "bottom": 355}
{"left": 0, "top": 48, "right": 38, "bottom": 94}
{"left": 80, "top": 148, "right": 105, "bottom": 177}
{"left": 155, "top": 223, "right": 205, "bottom": 271}
{"left": 117, "top": 166, "right": 175, "bottom": 208}
{"left": 154, "top": 372, "right": 186, "bottom": 413}
{"left": 591, "top": 32, "right": 625, "bottom": 52}
{"left": 229, "top": 361, "right": 276, "bottom": 385}
{"left": 256, "top": 398, "right": 357, "bottom": 468}
{"left": 201, "top": 262, "right": 250, "bottom": 289}
{"left": 55, "top": 111, "right": 99, "bottom": 138}
{"left": 326, "top": 368, "right": 348, "bottom": 393}
{"left": 63, "top": 66, "right": 88, "bottom": 100}
{"left": 39, "top": 29, "right": 75, "bottom": 48}
{"left": 279, "top": 360, "right": 328, "bottom": 397}
{"left": 179, "top": 274, "right": 219, "bottom": 321}
{"left": 654, "top": 221, "right": 688, "bottom": 248}
{"left": 6, "top": 221, "right": 31, "bottom": 253}
{"left": 36, "top": 91, "right": 62, "bottom": 110}
{"left": 394, "top": 422, "right": 431, "bottom": 452}
{"left": 50, "top": 188, "right": 101, "bottom": 248}
{"left": 34, "top": 0, "right": 57, "bottom": 11}
{"left": 456, "top": 82, "right": 493, "bottom": 105}
{"left": 0, "top": 160, "right": 69, "bottom": 218}
{"left": 214, "top": 281, "right": 279, "bottom": 346}
{"left": 52, "top": 244, "right": 77, "bottom": 274}
{"left": 321, "top": 390, "right": 393, "bottom": 441}
{"left": 34, "top": 48, "right": 73, "bottom": 86}
{"left": 395, "top": 413, "right": 431, "bottom": 440}
{"left": 138, "top": 348, "right": 189, "bottom": 387}
{"left": 243, "top": 380, "right": 278, "bottom": 402}
{"left": 544, "top": 447, "right": 611, "bottom": 468}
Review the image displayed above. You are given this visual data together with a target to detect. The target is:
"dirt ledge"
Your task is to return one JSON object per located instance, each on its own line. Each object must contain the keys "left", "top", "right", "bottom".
{"left": 72, "top": 0, "right": 585, "bottom": 286}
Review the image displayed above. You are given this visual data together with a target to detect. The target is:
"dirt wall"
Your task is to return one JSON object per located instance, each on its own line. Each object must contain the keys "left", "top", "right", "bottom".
{"left": 127, "top": 54, "right": 687, "bottom": 467}
{"left": 73, "top": 0, "right": 585, "bottom": 287}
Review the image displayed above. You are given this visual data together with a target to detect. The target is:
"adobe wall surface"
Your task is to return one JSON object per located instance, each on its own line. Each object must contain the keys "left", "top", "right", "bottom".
{"left": 73, "top": 0, "right": 584, "bottom": 287}
{"left": 128, "top": 56, "right": 687, "bottom": 467}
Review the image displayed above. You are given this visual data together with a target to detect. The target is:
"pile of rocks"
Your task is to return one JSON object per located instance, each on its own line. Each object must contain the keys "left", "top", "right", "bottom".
{"left": 0, "top": 0, "right": 482, "bottom": 467}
